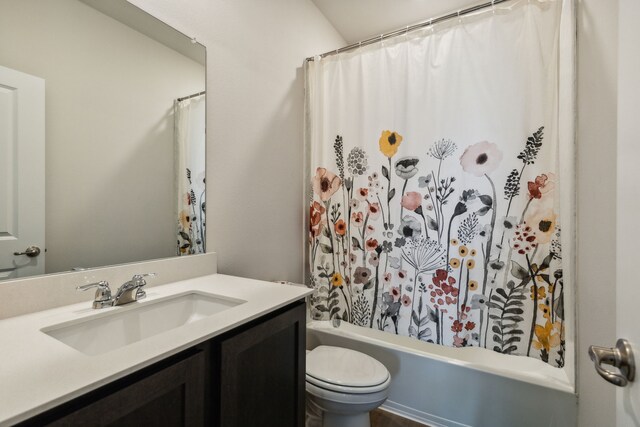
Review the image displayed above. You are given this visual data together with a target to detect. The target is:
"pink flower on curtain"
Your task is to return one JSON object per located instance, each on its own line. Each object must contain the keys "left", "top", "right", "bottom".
{"left": 312, "top": 167, "right": 341, "bottom": 201}
{"left": 367, "top": 202, "right": 382, "bottom": 219}
{"left": 351, "top": 212, "right": 364, "bottom": 227}
{"left": 356, "top": 187, "right": 369, "bottom": 200}
{"left": 401, "top": 192, "right": 422, "bottom": 211}
{"left": 353, "top": 266, "right": 372, "bottom": 285}
{"left": 452, "top": 336, "right": 466, "bottom": 348}
{"left": 383, "top": 272, "right": 392, "bottom": 284}
{"left": 401, "top": 295, "right": 412, "bottom": 307}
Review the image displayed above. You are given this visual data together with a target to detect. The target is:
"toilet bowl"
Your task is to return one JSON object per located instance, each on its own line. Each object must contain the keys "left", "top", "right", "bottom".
{"left": 306, "top": 345, "right": 391, "bottom": 427}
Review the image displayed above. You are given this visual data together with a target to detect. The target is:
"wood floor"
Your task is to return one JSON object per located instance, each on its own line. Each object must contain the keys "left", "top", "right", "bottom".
{"left": 371, "top": 409, "right": 429, "bottom": 427}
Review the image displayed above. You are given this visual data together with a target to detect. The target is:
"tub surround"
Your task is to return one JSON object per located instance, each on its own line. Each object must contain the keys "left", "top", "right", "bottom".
{"left": 308, "top": 321, "right": 572, "bottom": 393}
{"left": 0, "top": 272, "right": 312, "bottom": 426}
{"left": 307, "top": 321, "right": 577, "bottom": 427}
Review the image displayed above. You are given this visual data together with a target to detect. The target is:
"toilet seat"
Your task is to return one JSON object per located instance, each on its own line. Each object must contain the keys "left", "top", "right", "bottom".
{"left": 306, "top": 346, "right": 390, "bottom": 394}
{"left": 306, "top": 378, "right": 390, "bottom": 406}
{"left": 306, "top": 372, "right": 391, "bottom": 394}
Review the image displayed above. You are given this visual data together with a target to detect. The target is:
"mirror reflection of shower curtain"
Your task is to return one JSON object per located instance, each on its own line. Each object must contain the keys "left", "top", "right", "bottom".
{"left": 175, "top": 95, "right": 205, "bottom": 255}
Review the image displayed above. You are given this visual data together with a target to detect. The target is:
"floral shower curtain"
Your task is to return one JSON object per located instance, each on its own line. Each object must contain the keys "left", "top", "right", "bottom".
{"left": 175, "top": 94, "right": 206, "bottom": 255}
{"left": 305, "top": 0, "right": 574, "bottom": 367}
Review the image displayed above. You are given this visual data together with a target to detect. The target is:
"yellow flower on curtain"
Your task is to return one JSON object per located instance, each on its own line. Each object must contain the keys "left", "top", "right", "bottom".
{"left": 179, "top": 209, "right": 191, "bottom": 230}
{"left": 539, "top": 303, "right": 552, "bottom": 320}
{"left": 530, "top": 285, "right": 546, "bottom": 300}
{"left": 379, "top": 130, "right": 403, "bottom": 157}
{"left": 532, "top": 320, "right": 561, "bottom": 352}
{"left": 331, "top": 273, "right": 344, "bottom": 287}
{"left": 525, "top": 206, "right": 557, "bottom": 244}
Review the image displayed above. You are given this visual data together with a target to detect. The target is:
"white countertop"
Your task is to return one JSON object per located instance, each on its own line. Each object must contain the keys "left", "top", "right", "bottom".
{"left": 0, "top": 274, "right": 313, "bottom": 426}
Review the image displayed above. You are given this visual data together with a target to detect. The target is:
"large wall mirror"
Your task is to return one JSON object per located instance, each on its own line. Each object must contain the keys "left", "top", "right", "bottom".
{"left": 0, "top": 0, "right": 206, "bottom": 280}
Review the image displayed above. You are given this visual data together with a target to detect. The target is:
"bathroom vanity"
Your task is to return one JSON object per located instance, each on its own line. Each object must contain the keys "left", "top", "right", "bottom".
{"left": 0, "top": 273, "right": 312, "bottom": 427}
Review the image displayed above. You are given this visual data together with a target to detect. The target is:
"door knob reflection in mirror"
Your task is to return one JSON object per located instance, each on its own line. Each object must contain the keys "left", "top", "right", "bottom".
{"left": 13, "top": 246, "right": 41, "bottom": 258}
{"left": 588, "top": 338, "right": 635, "bottom": 387}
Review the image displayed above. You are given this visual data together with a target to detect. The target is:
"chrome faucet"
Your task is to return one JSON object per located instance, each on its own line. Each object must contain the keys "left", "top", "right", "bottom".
{"left": 77, "top": 273, "right": 156, "bottom": 308}
{"left": 113, "top": 273, "right": 155, "bottom": 305}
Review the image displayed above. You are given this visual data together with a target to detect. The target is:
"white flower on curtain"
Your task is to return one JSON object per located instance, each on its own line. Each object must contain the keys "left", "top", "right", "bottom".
{"left": 175, "top": 95, "right": 206, "bottom": 255}
{"left": 306, "top": 0, "right": 570, "bottom": 367}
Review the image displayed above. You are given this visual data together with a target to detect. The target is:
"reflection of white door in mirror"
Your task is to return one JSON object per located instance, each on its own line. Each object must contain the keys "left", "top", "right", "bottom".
{"left": 0, "top": 66, "right": 45, "bottom": 279}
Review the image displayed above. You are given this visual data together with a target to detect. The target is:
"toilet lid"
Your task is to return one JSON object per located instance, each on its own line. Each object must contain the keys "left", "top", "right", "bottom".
{"left": 306, "top": 346, "right": 390, "bottom": 389}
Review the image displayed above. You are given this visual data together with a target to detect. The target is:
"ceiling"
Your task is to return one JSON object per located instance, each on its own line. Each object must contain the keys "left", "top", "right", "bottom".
{"left": 311, "top": 0, "right": 482, "bottom": 44}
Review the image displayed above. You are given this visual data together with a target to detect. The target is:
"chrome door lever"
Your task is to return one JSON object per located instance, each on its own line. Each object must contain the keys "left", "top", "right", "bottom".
{"left": 588, "top": 338, "right": 635, "bottom": 387}
{"left": 13, "top": 246, "right": 41, "bottom": 257}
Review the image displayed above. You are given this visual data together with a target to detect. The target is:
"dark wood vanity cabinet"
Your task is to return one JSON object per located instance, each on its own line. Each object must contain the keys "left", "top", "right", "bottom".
{"left": 213, "top": 300, "right": 306, "bottom": 427}
{"left": 18, "top": 300, "right": 306, "bottom": 427}
{"left": 18, "top": 348, "right": 207, "bottom": 427}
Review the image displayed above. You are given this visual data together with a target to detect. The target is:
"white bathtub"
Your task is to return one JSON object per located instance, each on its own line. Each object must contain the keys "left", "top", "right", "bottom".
{"left": 306, "top": 320, "right": 577, "bottom": 427}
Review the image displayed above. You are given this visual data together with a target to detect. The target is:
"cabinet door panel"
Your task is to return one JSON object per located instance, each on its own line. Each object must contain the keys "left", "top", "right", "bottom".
{"left": 20, "top": 350, "right": 205, "bottom": 427}
{"left": 218, "top": 302, "right": 306, "bottom": 427}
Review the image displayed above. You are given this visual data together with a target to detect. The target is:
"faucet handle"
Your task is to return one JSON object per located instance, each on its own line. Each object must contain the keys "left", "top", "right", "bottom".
{"left": 77, "top": 280, "right": 111, "bottom": 293}
{"left": 130, "top": 273, "right": 156, "bottom": 287}
{"left": 130, "top": 273, "right": 156, "bottom": 299}
{"left": 77, "top": 281, "right": 113, "bottom": 309}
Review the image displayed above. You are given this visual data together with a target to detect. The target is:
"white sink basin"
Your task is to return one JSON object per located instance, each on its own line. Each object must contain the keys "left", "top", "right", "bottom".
{"left": 42, "top": 292, "right": 245, "bottom": 355}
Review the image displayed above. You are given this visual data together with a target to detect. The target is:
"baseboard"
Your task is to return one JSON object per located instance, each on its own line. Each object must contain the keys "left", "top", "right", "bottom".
{"left": 380, "top": 400, "right": 471, "bottom": 427}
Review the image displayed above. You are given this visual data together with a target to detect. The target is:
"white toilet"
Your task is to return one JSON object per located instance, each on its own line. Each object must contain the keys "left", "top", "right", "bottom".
{"left": 306, "top": 345, "right": 391, "bottom": 427}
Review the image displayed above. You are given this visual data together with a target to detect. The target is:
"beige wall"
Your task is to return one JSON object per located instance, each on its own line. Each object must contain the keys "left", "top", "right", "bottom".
{"left": 130, "top": 0, "right": 345, "bottom": 283}
{"left": 576, "top": 0, "right": 618, "bottom": 425}
{"left": 0, "top": 0, "right": 205, "bottom": 273}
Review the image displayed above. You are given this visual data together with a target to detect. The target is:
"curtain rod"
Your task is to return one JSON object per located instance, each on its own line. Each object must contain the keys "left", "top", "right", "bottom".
{"left": 306, "top": 0, "right": 512, "bottom": 61}
{"left": 177, "top": 90, "right": 206, "bottom": 102}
